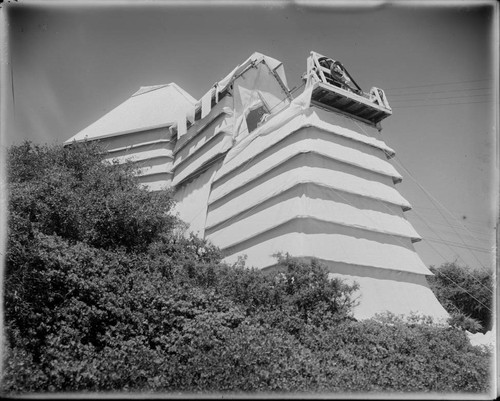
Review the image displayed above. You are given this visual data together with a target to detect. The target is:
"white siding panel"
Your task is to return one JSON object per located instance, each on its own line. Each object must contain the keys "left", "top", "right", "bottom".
{"left": 207, "top": 160, "right": 410, "bottom": 228}
{"left": 223, "top": 223, "right": 431, "bottom": 276}
{"left": 210, "top": 127, "right": 401, "bottom": 203}
{"left": 173, "top": 160, "right": 223, "bottom": 236}
{"left": 206, "top": 186, "right": 420, "bottom": 248}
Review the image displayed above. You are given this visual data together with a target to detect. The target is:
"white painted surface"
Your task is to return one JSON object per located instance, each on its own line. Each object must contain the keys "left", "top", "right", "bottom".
{"left": 65, "top": 84, "right": 196, "bottom": 142}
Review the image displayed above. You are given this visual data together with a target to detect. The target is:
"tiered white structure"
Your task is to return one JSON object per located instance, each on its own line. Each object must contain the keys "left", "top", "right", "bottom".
{"left": 66, "top": 51, "right": 449, "bottom": 321}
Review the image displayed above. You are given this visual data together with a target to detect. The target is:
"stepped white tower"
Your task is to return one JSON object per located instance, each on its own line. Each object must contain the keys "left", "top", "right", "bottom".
{"left": 66, "top": 51, "right": 449, "bottom": 321}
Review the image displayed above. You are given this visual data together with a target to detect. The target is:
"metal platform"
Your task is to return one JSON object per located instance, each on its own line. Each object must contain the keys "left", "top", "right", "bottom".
{"left": 305, "top": 51, "right": 392, "bottom": 125}
{"left": 311, "top": 82, "right": 392, "bottom": 125}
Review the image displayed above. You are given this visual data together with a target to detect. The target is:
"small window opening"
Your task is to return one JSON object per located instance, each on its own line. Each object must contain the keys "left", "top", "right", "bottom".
{"left": 245, "top": 104, "right": 269, "bottom": 133}
{"left": 194, "top": 107, "right": 201, "bottom": 121}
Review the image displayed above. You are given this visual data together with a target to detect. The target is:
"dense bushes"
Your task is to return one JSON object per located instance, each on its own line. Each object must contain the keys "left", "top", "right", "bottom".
{"left": 2, "top": 141, "right": 492, "bottom": 394}
{"left": 428, "top": 262, "right": 494, "bottom": 333}
{"left": 7, "top": 141, "right": 177, "bottom": 253}
{"left": 3, "top": 237, "right": 490, "bottom": 393}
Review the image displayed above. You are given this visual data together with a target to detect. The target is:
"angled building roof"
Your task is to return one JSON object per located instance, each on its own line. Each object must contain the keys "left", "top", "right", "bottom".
{"left": 65, "top": 83, "right": 196, "bottom": 143}
{"left": 214, "top": 51, "right": 289, "bottom": 94}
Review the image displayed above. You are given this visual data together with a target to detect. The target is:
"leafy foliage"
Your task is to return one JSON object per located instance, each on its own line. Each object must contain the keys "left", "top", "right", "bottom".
{"left": 8, "top": 141, "right": 177, "bottom": 252}
{"left": 2, "top": 141, "right": 492, "bottom": 394}
{"left": 428, "top": 262, "right": 493, "bottom": 333}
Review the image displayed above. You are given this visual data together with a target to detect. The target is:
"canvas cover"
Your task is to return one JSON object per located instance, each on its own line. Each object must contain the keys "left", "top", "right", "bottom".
{"left": 65, "top": 83, "right": 196, "bottom": 142}
{"left": 67, "top": 52, "right": 449, "bottom": 321}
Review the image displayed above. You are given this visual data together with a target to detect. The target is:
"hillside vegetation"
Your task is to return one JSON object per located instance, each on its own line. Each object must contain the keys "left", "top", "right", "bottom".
{"left": 428, "top": 262, "right": 493, "bottom": 334}
{"left": 2, "top": 141, "right": 491, "bottom": 394}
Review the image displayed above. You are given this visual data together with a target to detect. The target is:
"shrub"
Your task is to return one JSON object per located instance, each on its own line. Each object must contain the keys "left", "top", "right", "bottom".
{"left": 300, "top": 317, "right": 491, "bottom": 392}
{"left": 7, "top": 141, "right": 177, "bottom": 253}
{"left": 2, "top": 141, "right": 492, "bottom": 395}
{"left": 428, "top": 262, "right": 493, "bottom": 333}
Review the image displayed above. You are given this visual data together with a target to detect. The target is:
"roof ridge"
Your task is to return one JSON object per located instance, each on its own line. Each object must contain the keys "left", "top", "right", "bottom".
{"left": 132, "top": 84, "right": 171, "bottom": 97}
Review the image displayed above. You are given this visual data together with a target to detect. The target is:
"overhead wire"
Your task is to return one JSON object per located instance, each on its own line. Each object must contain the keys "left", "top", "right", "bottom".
{"left": 387, "top": 87, "right": 492, "bottom": 96}
{"left": 290, "top": 83, "right": 493, "bottom": 307}
{"left": 408, "top": 212, "right": 493, "bottom": 240}
{"left": 391, "top": 100, "right": 492, "bottom": 109}
{"left": 391, "top": 154, "right": 491, "bottom": 272}
{"left": 329, "top": 163, "right": 494, "bottom": 300}
{"left": 415, "top": 227, "right": 492, "bottom": 248}
{"left": 411, "top": 203, "right": 493, "bottom": 221}
{"left": 201, "top": 75, "right": 404, "bottom": 247}
{"left": 201, "top": 83, "right": 423, "bottom": 262}
{"left": 409, "top": 214, "right": 493, "bottom": 237}
{"left": 349, "top": 118, "right": 494, "bottom": 296}
{"left": 335, "top": 186, "right": 494, "bottom": 310}
{"left": 390, "top": 155, "right": 492, "bottom": 274}
{"left": 412, "top": 225, "right": 493, "bottom": 244}
{"left": 385, "top": 80, "right": 494, "bottom": 109}
{"left": 182, "top": 74, "right": 494, "bottom": 310}
{"left": 424, "top": 237, "right": 492, "bottom": 254}
{"left": 427, "top": 266, "right": 492, "bottom": 313}
{"left": 326, "top": 91, "right": 492, "bottom": 259}
{"left": 409, "top": 203, "right": 493, "bottom": 295}
{"left": 377, "top": 190, "right": 494, "bottom": 295}
{"left": 389, "top": 93, "right": 492, "bottom": 103}
{"left": 384, "top": 78, "right": 493, "bottom": 91}
{"left": 236, "top": 100, "right": 496, "bottom": 302}
{"left": 409, "top": 206, "right": 493, "bottom": 265}
{"left": 200, "top": 86, "right": 495, "bottom": 311}
{"left": 409, "top": 208, "right": 493, "bottom": 266}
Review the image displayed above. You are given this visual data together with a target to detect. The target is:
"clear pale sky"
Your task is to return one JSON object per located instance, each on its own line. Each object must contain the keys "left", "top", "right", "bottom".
{"left": 2, "top": 1, "right": 498, "bottom": 272}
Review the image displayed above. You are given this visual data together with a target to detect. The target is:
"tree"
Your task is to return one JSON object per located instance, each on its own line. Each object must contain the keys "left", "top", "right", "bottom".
{"left": 2, "top": 141, "right": 492, "bottom": 394}
{"left": 428, "top": 262, "right": 493, "bottom": 333}
{"left": 7, "top": 141, "right": 177, "bottom": 252}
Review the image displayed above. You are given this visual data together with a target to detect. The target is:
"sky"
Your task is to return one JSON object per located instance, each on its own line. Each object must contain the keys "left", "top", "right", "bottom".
{"left": 2, "top": 0, "right": 498, "bottom": 272}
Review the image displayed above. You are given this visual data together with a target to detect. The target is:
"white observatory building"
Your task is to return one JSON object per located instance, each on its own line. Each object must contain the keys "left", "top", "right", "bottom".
{"left": 66, "top": 51, "right": 449, "bottom": 321}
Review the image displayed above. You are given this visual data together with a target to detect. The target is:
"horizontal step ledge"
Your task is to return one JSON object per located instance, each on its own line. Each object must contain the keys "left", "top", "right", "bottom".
{"left": 207, "top": 182, "right": 412, "bottom": 226}
{"left": 175, "top": 110, "right": 229, "bottom": 154}
{"left": 108, "top": 155, "right": 174, "bottom": 166}
{"left": 298, "top": 121, "right": 394, "bottom": 156}
{"left": 209, "top": 216, "right": 421, "bottom": 251}
{"left": 213, "top": 123, "right": 396, "bottom": 185}
{"left": 173, "top": 153, "right": 226, "bottom": 188}
{"left": 66, "top": 124, "right": 175, "bottom": 145}
{"left": 136, "top": 170, "right": 174, "bottom": 179}
{"left": 261, "top": 258, "right": 432, "bottom": 278}
{"left": 209, "top": 178, "right": 411, "bottom": 211}
{"left": 174, "top": 131, "right": 230, "bottom": 170}
{"left": 103, "top": 139, "right": 173, "bottom": 154}
{"left": 211, "top": 149, "right": 402, "bottom": 202}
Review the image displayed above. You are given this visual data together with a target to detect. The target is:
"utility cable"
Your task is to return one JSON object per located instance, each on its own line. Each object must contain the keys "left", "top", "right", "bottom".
{"left": 391, "top": 100, "right": 492, "bottom": 109}
{"left": 389, "top": 93, "right": 492, "bottom": 103}
{"left": 391, "top": 155, "right": 492, "bottom": 274}
{"left": 387, "top": 87, "right": 492, "bottom": 96}
{"left": 425, "top": 237, "right": 492, "bottom": 254}
{"left": 385, "top": 79, "right": 493, "bottom": 91}
{"left": 409, "top": 214, "right": 493, "bottom": 238}
{"left": 184, "top": 80, "right": 494, "bottom": 310}
{"left": 203, "top": 97, "right": 495, "bottom": 309}
{"left": 407, "top": 208, "right": 493, "bottom": 294}
{"left": 350, "top": 118, "right": 493, "bottom": 281}
{"left": 332, "top": 179, "right": 494, "bottom": 300}
{"left": 409, "top": 209, "right": 493, "bottom": 238}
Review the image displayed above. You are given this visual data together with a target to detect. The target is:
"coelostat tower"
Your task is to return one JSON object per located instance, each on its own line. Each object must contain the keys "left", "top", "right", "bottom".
{"left": 66, "top": 51, "right": 449, "bottom": 321}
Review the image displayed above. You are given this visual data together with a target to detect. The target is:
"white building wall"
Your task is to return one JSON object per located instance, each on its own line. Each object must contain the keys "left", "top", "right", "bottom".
{"left": 65, "top": 53, "right": 449, "bottom": 322}
{"left": 203, "top": 100, "right": 448, "bottom": 321}
{"left": 99, "top": 127, "right": 175, "bottom": 191}
{"left": 173, "top": 160, "right": 223, "bottom": 237}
